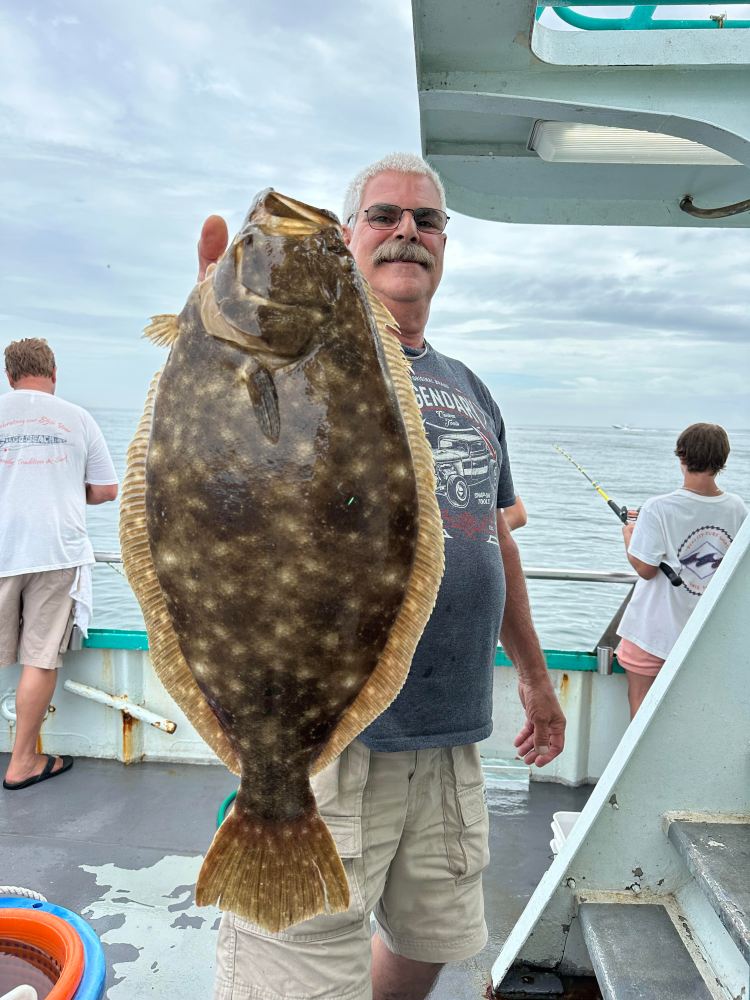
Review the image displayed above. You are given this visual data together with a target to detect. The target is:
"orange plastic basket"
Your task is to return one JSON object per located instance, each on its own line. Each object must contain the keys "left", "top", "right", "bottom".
{"left": 0, "top": 908, "right": 85, "bottom": 999}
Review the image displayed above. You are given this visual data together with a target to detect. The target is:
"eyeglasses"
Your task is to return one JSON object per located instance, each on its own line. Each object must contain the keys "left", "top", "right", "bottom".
{"left": 354, "top": 203, "right": 449, "bottom": 234}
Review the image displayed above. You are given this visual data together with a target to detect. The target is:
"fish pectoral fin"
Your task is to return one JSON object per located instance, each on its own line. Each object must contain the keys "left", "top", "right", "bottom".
{"left": 246, "top": 367, "right": 281, "bottom": 443}
{"left": 144, "top": 314, "right": 181, "bottom": 346}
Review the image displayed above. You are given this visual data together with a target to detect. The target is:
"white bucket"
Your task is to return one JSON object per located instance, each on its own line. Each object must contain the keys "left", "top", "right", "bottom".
{"left": 550, "top": 811, "right": 581, "bottom": 855}
{"left": 0, "top": 986, "right": 39, "bottom": 1000}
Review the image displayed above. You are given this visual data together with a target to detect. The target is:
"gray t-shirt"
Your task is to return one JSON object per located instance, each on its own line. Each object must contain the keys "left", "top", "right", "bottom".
{"left": 360, "top": 342, "right": 515, "bottom": 752}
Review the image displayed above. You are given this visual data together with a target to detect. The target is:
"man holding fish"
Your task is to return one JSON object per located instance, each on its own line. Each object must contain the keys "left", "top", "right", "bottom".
{"left": 193, "top": 154, "right": 565, "bottom": 1000}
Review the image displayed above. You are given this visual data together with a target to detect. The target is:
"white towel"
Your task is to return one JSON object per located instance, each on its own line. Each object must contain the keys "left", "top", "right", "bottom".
{"left": 68, "top": 564, "right": 94, "bottom": 638}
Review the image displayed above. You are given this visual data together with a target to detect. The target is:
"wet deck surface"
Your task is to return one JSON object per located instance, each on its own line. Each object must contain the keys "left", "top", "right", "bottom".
{"left": 0, "top": 753, "right": 591, "bottom": 998}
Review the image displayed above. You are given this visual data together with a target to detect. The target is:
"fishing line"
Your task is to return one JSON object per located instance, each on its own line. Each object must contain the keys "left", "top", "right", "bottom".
{"left": 554, "top": 445, "right": 682, "bottom": 587}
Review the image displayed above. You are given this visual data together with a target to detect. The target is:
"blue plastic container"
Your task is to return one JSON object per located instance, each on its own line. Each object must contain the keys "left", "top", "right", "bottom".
{"left": 0, "top": 898, "right": 105, "bottom": 1000}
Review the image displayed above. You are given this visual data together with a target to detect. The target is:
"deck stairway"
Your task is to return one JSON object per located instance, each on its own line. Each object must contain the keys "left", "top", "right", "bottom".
{"left": 499, "top": 818, "right": 750, "bottom": 999}
{"left": 491, "top": 518, "right": 750, "bottom": 1000}
{"left": 577, "top": 817, "right": 750, "bottom": 999}
{"left": 579, "top": 903, "right": 714, "bottom": 1000}
{"left": 668, "top": 822, "right": 750, "bottom": 971}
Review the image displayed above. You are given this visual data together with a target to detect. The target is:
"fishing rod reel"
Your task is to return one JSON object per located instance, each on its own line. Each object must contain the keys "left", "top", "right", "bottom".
{"left": 555, "top": 445, "right": 683, "bottom": 588}
{"left": 616, "top": 503, "right": 682, "bottom": 587}
{"left": 612, "top": 502, "right": 641, "bottom": 526}
{"left": 608, "top": 499, "right": 632, "bottom": 524}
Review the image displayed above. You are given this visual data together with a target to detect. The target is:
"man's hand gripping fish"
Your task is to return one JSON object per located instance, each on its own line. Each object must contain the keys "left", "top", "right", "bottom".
{"left": 119, "top": 190, "right": 445, "bottom": 932}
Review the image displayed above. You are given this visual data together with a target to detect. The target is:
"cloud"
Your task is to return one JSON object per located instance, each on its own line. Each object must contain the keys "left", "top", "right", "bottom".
{"left": 0, "top": 1, "right": 747, "bottom": 430}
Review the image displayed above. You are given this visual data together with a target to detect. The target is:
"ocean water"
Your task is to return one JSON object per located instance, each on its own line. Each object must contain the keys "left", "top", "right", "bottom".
{"left": 86, "top": 409, "right": 749, "bottom": 651}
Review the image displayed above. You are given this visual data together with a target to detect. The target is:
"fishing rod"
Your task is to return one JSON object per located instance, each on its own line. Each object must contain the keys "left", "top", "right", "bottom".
{"left": 554, "top": 445, "right": 682, "bottom": 587}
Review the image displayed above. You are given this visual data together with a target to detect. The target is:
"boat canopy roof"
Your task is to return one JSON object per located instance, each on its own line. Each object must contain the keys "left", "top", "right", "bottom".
{"left": 412, "top": 0, "right": 750, "bottom": 227}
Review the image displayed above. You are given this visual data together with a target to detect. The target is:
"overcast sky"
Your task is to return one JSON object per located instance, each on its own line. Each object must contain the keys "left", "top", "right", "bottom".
{"left": 1, "top": 1, "right": 748, "bottom": 430}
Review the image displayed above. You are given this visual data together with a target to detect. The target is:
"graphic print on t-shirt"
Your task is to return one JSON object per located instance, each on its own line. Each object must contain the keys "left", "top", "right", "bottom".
{"left": 677, "top": 524, "right": 734, "bottom": 596}
{"left": 412, "top": 372, "right": 501, "bottom": 545}
{"left": 0, "top": 415, "right": 72, "bottom": 465}
{"left": 1, "top": 433, "right": 67, "bottom": 452}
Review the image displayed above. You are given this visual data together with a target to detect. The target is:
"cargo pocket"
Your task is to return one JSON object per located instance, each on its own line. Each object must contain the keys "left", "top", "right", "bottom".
{"left": 442, "top": 744, "right": 491, "bottom": 884}
{"left": 235, "top": 740, "right": 372, "bottom": 942}
{"left": 312, "top": 739, "right": 370, "bottom": 861}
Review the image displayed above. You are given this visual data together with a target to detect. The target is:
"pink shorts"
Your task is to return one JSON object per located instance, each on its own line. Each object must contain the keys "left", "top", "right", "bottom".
{"left": 616, "top": 638, "right": 665, "bottom": 678}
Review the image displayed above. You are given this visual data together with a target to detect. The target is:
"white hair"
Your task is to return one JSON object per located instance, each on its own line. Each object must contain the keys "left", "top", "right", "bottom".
{"left": 342, "top": 153, "right": 447, "bottom": 227}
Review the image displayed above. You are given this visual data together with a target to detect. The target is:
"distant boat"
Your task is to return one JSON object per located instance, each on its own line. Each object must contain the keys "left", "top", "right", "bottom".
{"left": 612, "top": 423, "right": 633, "bottom": 430}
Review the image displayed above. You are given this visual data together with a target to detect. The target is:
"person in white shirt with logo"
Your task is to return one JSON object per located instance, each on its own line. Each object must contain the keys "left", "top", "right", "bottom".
{"left": 1, "top": 338, "right": 118, "bottom": 791}
{"left": 617, "top": 422, "right": 747, "bottom": 718}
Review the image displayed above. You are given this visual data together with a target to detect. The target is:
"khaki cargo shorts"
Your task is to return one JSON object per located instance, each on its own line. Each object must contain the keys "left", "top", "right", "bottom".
{"left": 0, "top": 569, "right": 76, "bottom": 670}
{"left": 213, "top": 740, "right": 490, "bottom": 1000}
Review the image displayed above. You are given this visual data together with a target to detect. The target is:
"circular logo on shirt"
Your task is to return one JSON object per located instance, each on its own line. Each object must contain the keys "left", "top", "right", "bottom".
{"left": 677, "top": 525, "right": 733, "bottom": 596}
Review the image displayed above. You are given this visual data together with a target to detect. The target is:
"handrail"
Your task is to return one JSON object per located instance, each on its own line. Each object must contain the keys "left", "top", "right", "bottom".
{"left": 537, "top": 3, "right": 750, "bottom": 30}
{"left": 524, "top": 568, "right": 636, "bottom": 584}
{"left": 93, "top": 552, "right": 636, "bottom": 586}
{"left": 680, "top": 194, "right": 750, "bottom": 220}
{"left": 538, "top": 1, "right": 746, "bottom": 6}
{"left": 95, "top": 551, "right": 123, "bottom": 564}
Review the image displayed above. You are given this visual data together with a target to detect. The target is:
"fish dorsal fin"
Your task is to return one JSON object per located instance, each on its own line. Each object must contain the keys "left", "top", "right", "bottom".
{"left": 119, "top": 369, "right": 240, "bottom": 775}
{"left": 144, "top": 314, "right": 181, "bottom": 347}
{"left": 362, "top": 280, "right": 400, "bottom": 339}
{"left": 311, "top": 279, "right": 445, "bottom": 774}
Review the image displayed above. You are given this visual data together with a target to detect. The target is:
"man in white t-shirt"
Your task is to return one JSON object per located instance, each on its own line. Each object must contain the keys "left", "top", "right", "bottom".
{"left": 1, "top": 338, "right": 118, "bottom": 790}
{"left": 617, "top": 422, "right": 747, "bottom": 718}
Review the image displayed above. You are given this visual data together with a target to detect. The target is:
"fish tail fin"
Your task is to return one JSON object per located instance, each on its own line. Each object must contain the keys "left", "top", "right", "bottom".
{"left": 195, "top": 808, "right": 349, "bottom": 931}
{"left": 143, "top": 314, "right": 180, "bottom": 346}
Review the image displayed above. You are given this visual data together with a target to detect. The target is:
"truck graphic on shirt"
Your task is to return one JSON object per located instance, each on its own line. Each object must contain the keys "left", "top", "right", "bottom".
{"left": 430, "top": 428, "right": 498, "bottom": 509}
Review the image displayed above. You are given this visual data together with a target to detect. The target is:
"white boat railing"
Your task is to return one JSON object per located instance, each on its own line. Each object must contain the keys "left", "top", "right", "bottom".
{"left": 93, "top": 552, "right": 637, "bottom": 587}
{"left": 0, "top": 552, "right": 641, "bottom": 777}
{"left": 523, "top": 568, "right": 636, "bottom": 584}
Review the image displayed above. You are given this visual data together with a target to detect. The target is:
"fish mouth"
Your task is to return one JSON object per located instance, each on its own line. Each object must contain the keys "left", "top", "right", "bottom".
{"left": 243, "top": 189, "right": 341, "bottom": 237}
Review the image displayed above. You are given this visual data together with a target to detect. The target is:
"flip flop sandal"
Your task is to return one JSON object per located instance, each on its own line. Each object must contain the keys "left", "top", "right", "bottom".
{"left": 3, "top": 754, "right": 74, "bottom": 791}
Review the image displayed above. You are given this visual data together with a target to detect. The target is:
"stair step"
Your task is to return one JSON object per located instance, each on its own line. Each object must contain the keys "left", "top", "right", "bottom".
{"left": 579, "top": 903, "right": 712, "bottom": 999}
{"left": 668, "top": 821, "right": 750, "bottom": 966}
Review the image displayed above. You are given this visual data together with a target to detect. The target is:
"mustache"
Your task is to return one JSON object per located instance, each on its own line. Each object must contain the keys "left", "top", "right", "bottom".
{"left": 371, "top": 240, "right": 435, "bottom": 270}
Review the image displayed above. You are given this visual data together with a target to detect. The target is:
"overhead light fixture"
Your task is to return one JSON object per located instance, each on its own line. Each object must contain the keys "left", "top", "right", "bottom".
{"left": 529, "top": 121, "right": 740, "bottom": 166}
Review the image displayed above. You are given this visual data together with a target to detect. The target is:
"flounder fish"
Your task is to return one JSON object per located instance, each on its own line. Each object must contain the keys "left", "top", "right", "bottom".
{"left": 119, "top": 190, "right": 444, "bottom": 932}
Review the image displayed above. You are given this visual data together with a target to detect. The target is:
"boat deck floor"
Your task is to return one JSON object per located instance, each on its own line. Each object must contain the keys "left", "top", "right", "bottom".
{"left": 0, "top": 753, "right": 591, "bottom": 998}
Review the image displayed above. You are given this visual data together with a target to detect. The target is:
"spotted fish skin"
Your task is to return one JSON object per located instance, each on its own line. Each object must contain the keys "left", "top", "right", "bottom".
{"left": 147, "top": 287, "right": 418, "bottom": 818}
{"left": 122, "top": 190, "right": 444, "bottom": 931}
